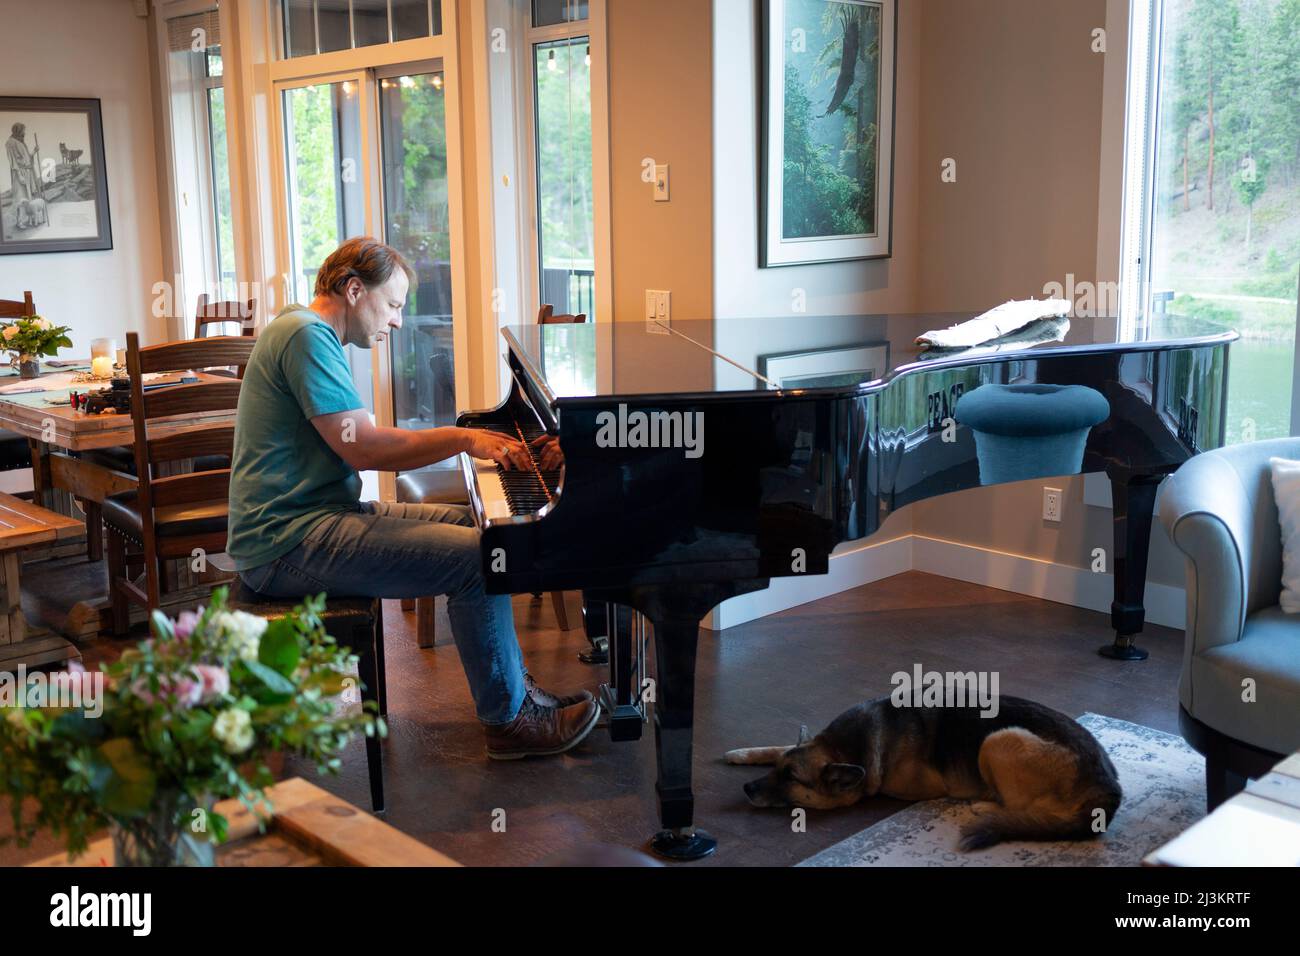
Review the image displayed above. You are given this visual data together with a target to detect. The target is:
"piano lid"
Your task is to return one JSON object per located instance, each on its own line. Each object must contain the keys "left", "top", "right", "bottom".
{"left": 503, "top": 312, "right": 1236, "bottom": 404}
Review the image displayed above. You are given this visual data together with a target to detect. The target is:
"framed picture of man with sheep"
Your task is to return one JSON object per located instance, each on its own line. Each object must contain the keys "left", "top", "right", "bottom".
{"left": 760, "top": 0, "right": 896, "bottom": 267}
{"left": 0, "top": 96, "right": 111, "bottom": 255}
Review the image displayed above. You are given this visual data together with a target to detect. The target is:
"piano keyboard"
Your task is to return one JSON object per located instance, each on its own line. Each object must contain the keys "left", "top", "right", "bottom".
{"left": 463, "top": 419, "right": 560, "bottom": 521}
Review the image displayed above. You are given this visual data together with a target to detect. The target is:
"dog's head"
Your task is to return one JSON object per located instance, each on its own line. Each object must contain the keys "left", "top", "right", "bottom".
{"left": 741, "top": 725, "right": 867, "bottom": 809}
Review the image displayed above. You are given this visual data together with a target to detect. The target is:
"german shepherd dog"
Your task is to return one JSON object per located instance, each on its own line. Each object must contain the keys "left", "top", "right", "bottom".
{"left": 728, "top": 695, "right": 1122, "bottom": 850}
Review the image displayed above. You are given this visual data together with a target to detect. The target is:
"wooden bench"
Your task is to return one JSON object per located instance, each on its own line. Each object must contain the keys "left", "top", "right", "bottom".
{"left": 0, "top": 492, "right": 84, "bottom": 672}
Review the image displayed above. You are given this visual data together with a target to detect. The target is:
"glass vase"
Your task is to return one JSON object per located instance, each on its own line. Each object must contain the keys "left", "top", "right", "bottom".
{"left": 16, "top": 354, "right": 39, "bottom": 379}
{"left": 109, "top": 791, "right": 216, "bottom": 867}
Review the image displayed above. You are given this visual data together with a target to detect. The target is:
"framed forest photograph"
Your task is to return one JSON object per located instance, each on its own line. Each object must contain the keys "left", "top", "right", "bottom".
{"left": 760, "top": 0, "right": 896, "bottom": 267}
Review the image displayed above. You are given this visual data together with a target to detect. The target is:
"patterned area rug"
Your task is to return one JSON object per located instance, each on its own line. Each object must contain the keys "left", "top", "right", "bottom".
{"left": 797, "top": 714, "right": 1206, "bottom": 867}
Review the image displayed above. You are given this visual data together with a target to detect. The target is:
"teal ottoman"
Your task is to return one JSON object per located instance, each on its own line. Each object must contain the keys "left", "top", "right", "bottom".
{"left": 955, "top": 384, "right": 1110, "bottom": 485}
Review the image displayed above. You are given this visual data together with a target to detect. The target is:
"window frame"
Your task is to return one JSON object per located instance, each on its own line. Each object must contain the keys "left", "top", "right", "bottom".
{"left": 154, "top": 0, "right": 238, "bottom": 339}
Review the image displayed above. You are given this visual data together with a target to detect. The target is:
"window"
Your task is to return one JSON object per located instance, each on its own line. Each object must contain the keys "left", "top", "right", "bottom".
{"left": 1124, "top": 0, "right": 1300, "bottom": 444}
{"left": 163, "top": 8, "right": 238, "bottom": 317}
{"left": 527, "top": 3, "right": 595, "bottom": 320}
{"left": 281, "top": 0, "right": 442, "bottom": 59}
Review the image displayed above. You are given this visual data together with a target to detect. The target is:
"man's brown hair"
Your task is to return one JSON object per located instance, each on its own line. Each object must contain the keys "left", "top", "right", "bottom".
{"left": 314, "top": 236, "right": 417, "bottom": 299}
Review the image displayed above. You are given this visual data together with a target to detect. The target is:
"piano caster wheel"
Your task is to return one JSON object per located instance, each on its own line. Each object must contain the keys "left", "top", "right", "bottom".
{"left": 1098, "top": 637, "right": 1149, "bottom": 661}
{"left": 650, "top": 828, "right": 717, "bottom": 861}
{"left": 579, "top": 635, "right": 609, "bottom": 665}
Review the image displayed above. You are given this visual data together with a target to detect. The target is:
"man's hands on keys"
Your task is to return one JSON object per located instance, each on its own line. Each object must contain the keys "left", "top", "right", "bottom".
{"left": 464, "top": 429, "right": 533, "bottom": 471}
{"left": 531, "top": 435, "right": 564, "bottom": 471}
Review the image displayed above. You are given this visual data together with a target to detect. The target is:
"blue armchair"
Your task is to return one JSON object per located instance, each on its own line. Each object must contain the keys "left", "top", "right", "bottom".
{"left": 1158, "top": 437, "right": 1300, "bottom": 809}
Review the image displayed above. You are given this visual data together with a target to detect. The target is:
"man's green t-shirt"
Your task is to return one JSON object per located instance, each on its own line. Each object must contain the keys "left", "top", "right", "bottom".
{"left": 227, "top": 306, "right": 364, "bottom": 571}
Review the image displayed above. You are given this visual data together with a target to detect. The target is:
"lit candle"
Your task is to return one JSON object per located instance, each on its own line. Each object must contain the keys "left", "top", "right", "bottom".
{"left": 92, "top": 355, "right": 113, "bottom": 378}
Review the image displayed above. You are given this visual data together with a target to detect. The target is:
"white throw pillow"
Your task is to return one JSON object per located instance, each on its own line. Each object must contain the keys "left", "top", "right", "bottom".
{"left": 1269, "top": 457, "right": 1300, "bottom": 613}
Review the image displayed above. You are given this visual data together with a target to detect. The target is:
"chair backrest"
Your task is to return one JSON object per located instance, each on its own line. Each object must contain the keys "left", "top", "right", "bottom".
{"left": 0, "top": 291, "right": 36, "bottom": 320}
{"left": 537, "top": 304, "right": 587, "bottom": 325}
{"left": 194, "top": 293, "right": 256, "bottom": 338}
{"left": 124, "top": 331, "right": 255, "bottom": 544}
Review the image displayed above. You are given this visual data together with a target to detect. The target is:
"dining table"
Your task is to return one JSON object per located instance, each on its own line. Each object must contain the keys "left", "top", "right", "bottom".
{"left": 0, "top": 360, "right": 236, "bottom": 637}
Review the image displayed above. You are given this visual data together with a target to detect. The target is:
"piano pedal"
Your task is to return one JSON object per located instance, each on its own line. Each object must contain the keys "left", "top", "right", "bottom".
{"left": 597, "top": 683, "right": 644, "bottom": 741}
{"left": 578, "top": 635, "right": 609, "bottom": 665}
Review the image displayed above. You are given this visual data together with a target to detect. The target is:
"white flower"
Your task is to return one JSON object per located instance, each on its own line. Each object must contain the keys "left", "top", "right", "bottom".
{"left": 212, "top": 707, "right": 254, "bottom": 754}
{"left": 212, "top": 610, "right": 267, "bottom": 663}
{"left": 32, "top": 318, "right": 49, "bottom": 331}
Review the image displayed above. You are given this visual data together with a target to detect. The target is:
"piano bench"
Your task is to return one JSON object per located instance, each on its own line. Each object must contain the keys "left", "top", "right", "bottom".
{"left": 955, "top": 383, "right": 1110, "bottom": 486}
{"left": 229, "top": 581, "right": 388, "bottom": 814}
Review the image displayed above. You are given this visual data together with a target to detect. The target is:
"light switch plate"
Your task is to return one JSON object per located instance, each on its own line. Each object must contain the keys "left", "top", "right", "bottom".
{"left": 646, "top": 290, "right": 670, "bottom": 332}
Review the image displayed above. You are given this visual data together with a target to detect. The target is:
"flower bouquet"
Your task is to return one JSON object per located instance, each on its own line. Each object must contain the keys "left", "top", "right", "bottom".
{"left": 1, "top": 314, "right": 73, "bottom": 379}
{"left": 0, "top": 588, "right": 384, "bottom": 865}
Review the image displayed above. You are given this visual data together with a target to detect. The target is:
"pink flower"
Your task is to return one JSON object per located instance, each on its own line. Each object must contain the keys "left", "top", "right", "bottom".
{"left": 131, "top": 673, "right": 203, "bottom": 709}
{"left": 174, "top": 610, "right": 201, "bottom": 640}
{"left": 191, "top": 664, "right": 230, "bottom": 704}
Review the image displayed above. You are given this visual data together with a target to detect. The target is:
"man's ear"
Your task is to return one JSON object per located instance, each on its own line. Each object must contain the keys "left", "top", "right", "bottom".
{"left": 820, "top": 763, "right": 866, "bottom": 793}
{"left": 345, "top": 276, "right": 364, "bottom": 304}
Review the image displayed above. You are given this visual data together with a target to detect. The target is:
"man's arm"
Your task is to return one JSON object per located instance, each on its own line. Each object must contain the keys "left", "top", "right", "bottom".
{"left": 311, "top": 409, "right": 533, "bottom": 473}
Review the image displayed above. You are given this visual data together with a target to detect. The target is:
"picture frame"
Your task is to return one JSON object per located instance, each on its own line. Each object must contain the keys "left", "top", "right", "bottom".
{"left": 758, "top": 342, "right": 890, "bottom": 390}
{"left": 760, "top": 0, "right": 897, "bottom": 267}
{"left": 1, "top": 97, "right": 112, "bottom": 255}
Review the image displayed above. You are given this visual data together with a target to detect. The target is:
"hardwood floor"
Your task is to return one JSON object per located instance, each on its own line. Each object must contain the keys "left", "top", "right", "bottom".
{"left": 1, "top": 557, "right": 1185, "bottom": 867}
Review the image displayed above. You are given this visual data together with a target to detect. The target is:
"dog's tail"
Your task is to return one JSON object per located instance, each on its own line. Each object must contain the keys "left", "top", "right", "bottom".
{"left": 958, "top": 784, "right": 1123, "bottom": 851}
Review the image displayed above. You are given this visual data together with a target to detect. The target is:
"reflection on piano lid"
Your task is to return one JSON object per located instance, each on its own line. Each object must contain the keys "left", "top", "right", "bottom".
{"left": 502, "top": 312, "right": 1236, "bottom": 400}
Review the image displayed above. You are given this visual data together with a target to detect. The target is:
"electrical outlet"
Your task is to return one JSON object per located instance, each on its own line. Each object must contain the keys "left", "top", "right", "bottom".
{"left": 1043, "top": 487, "right": 1063, "bottom": 523}
{"left": 646, "top": 290, "right": 670, "bottom": 332}
{"left": 654, "top": 164, "right": 669, "bottom": 201}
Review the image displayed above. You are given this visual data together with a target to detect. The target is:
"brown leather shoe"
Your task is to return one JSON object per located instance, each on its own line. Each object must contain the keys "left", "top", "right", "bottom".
{"left": 485, "top": 695, "right": 600, "bottom": 760}
{"left": 525, "top": 671, "right": 594, "bottom": 709}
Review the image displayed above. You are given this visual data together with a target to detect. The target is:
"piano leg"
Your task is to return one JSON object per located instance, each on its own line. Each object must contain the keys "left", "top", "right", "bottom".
{"left": 648, "top": 613, "right": 717, "bottom": 861}
{"left": 1100, "top": 472, "right": 1162, "bottom": 661}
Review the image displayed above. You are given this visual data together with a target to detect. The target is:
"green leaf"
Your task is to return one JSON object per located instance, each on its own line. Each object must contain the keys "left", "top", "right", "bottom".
{"left": 258, "top": 617, "right": 300, "bottom": 677}
{"left": 49, "top": 711, "right": 106, "bottom": 744}
{"left": 150, "top": 610, "right": 176, "bottom": 642}
{"left": 245, "top": 659, "right": 296, "bottom": 696}
{"left": 87, "top": 738, "right": 157, "bottom": 817}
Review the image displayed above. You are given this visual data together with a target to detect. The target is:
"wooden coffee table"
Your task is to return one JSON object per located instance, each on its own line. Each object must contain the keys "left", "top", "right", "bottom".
{"left": 29, "top": 777, "right": 459, "bottom": 867}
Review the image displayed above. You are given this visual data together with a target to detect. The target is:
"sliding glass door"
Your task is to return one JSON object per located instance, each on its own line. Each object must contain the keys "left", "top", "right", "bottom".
{"left": 376, "top": 65, "right": 457, "bottom": 438}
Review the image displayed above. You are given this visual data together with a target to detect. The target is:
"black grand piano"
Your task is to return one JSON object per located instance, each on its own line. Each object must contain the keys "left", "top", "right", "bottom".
{"left": 457, "top": 311, "right": 1235, "bottom": 860}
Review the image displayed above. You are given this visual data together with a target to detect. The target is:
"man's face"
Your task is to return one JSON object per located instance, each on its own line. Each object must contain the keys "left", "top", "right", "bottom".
{"left": 344, "top": 270, "right": 408, "bottom": 348}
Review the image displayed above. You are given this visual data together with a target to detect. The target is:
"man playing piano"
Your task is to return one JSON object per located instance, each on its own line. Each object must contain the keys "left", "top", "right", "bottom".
{"left": 227, "top": 237, "right": 599, "bottom": 759}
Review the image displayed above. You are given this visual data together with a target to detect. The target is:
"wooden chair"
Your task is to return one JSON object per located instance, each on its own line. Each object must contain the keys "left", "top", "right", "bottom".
{"left": 194, "top": 293, "right": 256, "bottom": 338}
{"left": 0, "top": 292, "right": 36, "bottom": 480}
{"left": 103, "top": 332, "right": 254, "bottom": 631}
{"left": 537, "top": 304, "right": 587, "bottom": 326}
{"left": 0, "top": 291, "right": 35, "bottom": 319}
{"left": 195, "top": 294, "right": 256, "bottom": 378}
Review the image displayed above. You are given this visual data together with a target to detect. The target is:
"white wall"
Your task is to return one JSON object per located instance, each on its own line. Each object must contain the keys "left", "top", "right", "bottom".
{"left": 0, "top": 0, "right": 166, "bottom": 351}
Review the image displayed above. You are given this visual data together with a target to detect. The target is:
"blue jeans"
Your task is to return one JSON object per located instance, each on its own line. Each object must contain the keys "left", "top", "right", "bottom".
{"left": 239, "top": 501, "right": 526, "bottom": 725}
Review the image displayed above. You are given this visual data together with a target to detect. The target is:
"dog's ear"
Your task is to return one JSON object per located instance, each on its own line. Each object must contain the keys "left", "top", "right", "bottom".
{"left": 820, "top": 763, "right": 867, "bottom": 793}
{"left": 797, "top": 724, "right": 811, "bottom": 746}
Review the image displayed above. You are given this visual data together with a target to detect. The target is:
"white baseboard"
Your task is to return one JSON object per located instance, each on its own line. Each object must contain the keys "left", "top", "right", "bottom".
{"left": 702, "top": 532, "right": 1186, "bottom": 632}
{"left": 703, "top": 535, "right": 913, "bottom": 630}
{"left": 911, "top": 535, "right": 1186, "bottom": 631}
